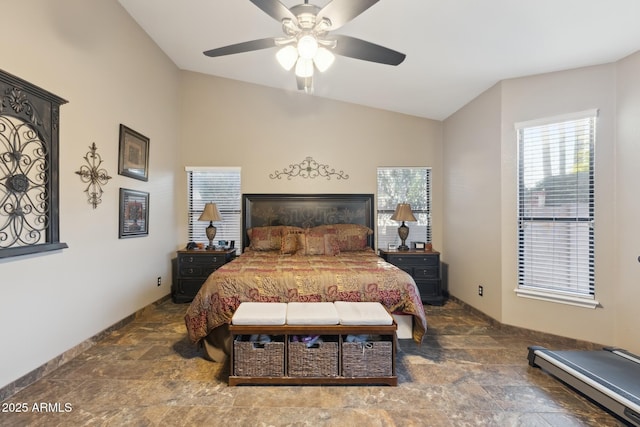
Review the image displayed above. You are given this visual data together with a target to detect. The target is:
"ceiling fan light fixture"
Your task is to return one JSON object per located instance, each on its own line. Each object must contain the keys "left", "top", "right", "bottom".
{"left": 297, "top": 34, "right": 318, "bottom": 60}
{"left": 281, "top": 18, "right": 298, "bottom": 36}
{"left": 295, "top": 57, "right": 314, "bottom": 78}
{"left": 313, "top": 47, "right": 335, "bottom": 72}
{"left": 276, "top": 45, "right": 298, "bottom": 70}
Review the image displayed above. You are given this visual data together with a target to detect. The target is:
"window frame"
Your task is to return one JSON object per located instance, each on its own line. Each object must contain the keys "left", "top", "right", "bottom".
{"left": 376, "top": 167, "right": 432, "bottom": 250}
{"left": 514, "top": 110, "right": 598, "bottom": 309}
{"left": 186, "top": 166, "right": 241, "bottom": 251}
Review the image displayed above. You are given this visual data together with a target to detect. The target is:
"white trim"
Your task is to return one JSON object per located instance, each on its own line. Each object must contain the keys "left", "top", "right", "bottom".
{"left": 514, "top": 108, "right": 599, "bottom": 130}
{"left": 514, "top": 287, "right": 599, "bottom": 309}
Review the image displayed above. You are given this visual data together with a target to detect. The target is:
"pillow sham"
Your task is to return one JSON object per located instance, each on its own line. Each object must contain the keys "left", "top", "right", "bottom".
{"left": 311, "top": 224, "right": 373, "bottom": 251}
{"left": 247, "top": 226, "right": 303, "bottom": 251}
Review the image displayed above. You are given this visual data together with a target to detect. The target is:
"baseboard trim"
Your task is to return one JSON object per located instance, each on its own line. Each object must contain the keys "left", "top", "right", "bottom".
{"left": 0, "top": 294, "right": 171, "bottom": 402}
{"left": 447, "top": 294, "right": 606, "bottom": 350}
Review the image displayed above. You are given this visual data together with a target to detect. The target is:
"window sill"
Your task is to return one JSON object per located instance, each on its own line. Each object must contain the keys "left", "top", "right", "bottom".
{"left": 514, "top": 287, "right": 599, "bottom": 309}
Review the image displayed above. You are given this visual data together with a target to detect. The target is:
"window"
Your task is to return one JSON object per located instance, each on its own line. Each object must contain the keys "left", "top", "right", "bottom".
{"left": 516, "top": 110, "right": 597, "bottom": 308}
{"left": 377, "top": 167, "right": 431, "bottom": 250}
{"left": 186, "top": 167, "right": 241, "bottom": 249}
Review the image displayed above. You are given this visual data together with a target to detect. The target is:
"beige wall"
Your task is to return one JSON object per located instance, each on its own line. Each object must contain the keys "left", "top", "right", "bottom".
{"left": 443, "top": 59, "right": 640, "bottom": 353}
{"left": 0, "top": 0, "right": 181, "bottom": 388}
{"left": 442, "top": 83, "right": 503, "bottom": 319}
{"left": 614, "top": 52, "right": 640, "bottom": 349}
{"left": 177, "top": 71, "right": 443, "bottom": 248}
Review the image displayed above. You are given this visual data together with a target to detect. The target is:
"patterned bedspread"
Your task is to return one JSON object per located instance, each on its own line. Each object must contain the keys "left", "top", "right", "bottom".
{"left": 184, "top": 249, "right": 427, "bottom": 344}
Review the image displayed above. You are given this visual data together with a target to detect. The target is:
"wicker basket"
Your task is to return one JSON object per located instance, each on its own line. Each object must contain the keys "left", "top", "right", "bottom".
{"left": 234, "top": 336, "right": 285, "bottom": 377}
{"left": 288, "top": 339, "right": 339, "bottom": 377}
{"left": 342, "top": 340, "right": 393, "bottom": 377}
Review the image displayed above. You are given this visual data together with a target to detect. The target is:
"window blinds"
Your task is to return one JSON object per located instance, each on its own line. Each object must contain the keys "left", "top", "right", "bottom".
{"left": 186, "top": 167, "right": 241, "bottom": 247}
{"left": 516, "top": 112, "right": 596, "bottom": 298}
{"left": 377, "top": 167, "right": 432, "bottom": 250}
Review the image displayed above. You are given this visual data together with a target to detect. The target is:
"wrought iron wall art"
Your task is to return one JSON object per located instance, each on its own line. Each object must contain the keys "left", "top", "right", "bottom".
{"left": 0, "top": 69, "right": 68, "bottom": 259}
{"left": 75, "top": 142, "right": 112, "bottom": 209}
{"left": 269, "top": 156, "right": 349, "bottom": 180}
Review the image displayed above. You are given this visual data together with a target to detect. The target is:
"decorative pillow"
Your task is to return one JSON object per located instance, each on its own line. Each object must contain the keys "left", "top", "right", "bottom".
{"left": 280, "top": 233, "right": 299, "bottom": 255}
{"left": 312, "top": 224, "right": 373, "bottom": 251}
{"left": 296, "top": 228, "right": 340, "bottom": 256}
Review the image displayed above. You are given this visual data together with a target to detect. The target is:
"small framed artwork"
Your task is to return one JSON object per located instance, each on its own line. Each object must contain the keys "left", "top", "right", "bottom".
{"left": 413, "top": 241, "right": 426, "bottom": 250}
{"left": 119, "top": 188, "right": 149, "bottom": 238}
{"left": 118, "top": 124, "right": 149, "bottom": 181}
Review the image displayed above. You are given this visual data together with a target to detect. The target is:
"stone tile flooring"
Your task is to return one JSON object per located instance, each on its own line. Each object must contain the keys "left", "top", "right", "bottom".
{"left": 0, "top": 299, "right": 628, "bottom": 426}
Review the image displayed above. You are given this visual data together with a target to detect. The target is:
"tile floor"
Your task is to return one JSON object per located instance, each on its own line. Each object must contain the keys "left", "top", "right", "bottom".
{"left": 0, "top": 298, "right": 628, "bottom": 426}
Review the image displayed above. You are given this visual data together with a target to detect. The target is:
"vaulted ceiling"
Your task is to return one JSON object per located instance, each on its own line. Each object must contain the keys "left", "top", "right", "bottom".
{"left": 119, "top": 0, "right": 640, "bottom": 120}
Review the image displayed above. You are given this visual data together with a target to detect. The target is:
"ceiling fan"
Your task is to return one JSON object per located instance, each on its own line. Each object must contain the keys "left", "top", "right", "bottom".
{"left": 203, "top": 0, "right": 405, "bottom": 93}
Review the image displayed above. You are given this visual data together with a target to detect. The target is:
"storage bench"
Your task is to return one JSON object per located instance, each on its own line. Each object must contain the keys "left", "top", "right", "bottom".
{"left": 229, "top": 302, "right": 397, "bottom": 386}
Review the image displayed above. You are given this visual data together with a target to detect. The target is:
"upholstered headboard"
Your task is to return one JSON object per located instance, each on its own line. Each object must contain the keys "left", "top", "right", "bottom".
{"left": 242, "top": 193, "right": 375, "bottom": 250}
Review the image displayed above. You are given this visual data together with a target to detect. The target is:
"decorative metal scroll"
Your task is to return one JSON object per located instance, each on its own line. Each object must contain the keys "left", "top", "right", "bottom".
{"left": 75, "top": 142, "right": 112, "bottom": 209}
{"left": 0, "top": 115, "right": 48, "bottom": 248}
{"left": 269, "top": 156, "right": 349, "bottom": 180}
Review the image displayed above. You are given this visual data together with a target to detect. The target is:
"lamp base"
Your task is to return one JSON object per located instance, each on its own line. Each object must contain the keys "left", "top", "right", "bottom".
{"left": 397, "top": 221, "right": 410, "bottom": 251}
{"left": 205, "top": 223, "right": 217, "bottom": 250}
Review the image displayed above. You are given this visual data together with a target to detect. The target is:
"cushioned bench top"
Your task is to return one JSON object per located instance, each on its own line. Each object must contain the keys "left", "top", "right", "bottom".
{"left": 286, "top": 302, "right": 340, "bottom": 325}
{"left": 334, "top": 301, "right": 394, "bottom": 325}
{"left": 231, "top": 302, "right": 287, "bottom": 325}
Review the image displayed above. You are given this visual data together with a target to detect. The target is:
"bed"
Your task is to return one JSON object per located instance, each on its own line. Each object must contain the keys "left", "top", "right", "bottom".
{"left": 184, "top": 193, "right": 428, "bottom": 361}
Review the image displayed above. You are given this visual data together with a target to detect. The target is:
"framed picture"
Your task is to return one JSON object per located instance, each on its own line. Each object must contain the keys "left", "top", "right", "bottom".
{"left": 412, "top": 241, "right": 426, "bottom": 250}
{"left": 119, "top": 188, "right": 149, "bottom": 238}
{"left": 118, "top": 124, "right": 149, "bottom": 181}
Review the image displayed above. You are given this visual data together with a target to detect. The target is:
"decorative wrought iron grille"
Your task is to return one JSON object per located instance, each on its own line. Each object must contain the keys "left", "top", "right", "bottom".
{"left": 0, "top": 115, "right": 48, "bottom": 247}
{"left": 0, "top": 69, "right": 67, "bottom": 258}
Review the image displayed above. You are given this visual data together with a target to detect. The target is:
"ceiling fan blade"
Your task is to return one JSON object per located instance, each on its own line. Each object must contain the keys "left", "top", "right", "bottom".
{"left": 203, "top": 38, "right": 277, "bottom": 57}
{"left": 331, "top": 35, "right": 405, "bottom": 66}
{"left": 316, "top": 0, "right": 379, "bottom": 31}
{"left": 249, "top": 0, "right": 298, "bottom": 24}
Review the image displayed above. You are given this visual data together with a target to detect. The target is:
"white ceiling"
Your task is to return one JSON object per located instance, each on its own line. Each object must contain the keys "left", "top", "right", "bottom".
{"left": 118, "top": 0, "right": 640, "bottom": 120}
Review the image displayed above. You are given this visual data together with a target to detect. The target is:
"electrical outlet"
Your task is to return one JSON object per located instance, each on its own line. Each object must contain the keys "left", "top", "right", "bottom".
{"left": 478, "top": 285, "right": 483, "bottom": 296}
{"left": 157, "top": 277, "right": 161, "bottom": 286}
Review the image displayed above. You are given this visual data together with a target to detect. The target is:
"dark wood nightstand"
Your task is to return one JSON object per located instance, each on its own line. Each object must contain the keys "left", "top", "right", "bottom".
{"left": 172, "top": 248, "right": 236, "bottom": 303}
{"left": 379, "top": 249, "right": 445, "bottom": 305}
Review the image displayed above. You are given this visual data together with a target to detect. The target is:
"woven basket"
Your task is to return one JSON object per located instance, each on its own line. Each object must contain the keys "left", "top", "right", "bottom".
{"left": 342, "top": 341, "right": 393, "bottom": 377}
{"left": 234, "top": 337, "right": 285, "bottom": 377}
{"left": 288, "top": 340, "right": 339, "bottom": 377}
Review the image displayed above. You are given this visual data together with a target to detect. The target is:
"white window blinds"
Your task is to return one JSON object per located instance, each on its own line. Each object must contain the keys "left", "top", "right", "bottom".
{"left": 186, "top": 167, "right": 241, "bottom": 248}
{"left": 516, "top": 111, "right": 596, "bottom": 302}
{"left": 377, "top": 167, "right": 432, "bottom": 250}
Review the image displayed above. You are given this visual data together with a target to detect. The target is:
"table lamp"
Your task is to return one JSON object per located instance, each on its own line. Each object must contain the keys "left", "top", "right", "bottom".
{"left": 198, "top": 202, "right": 222, "bottom": 250}
{"left": 390, "top": 203, "right": 416, "bottom": 251}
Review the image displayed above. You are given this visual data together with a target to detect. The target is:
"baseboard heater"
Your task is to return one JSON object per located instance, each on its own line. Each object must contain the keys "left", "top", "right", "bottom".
{"left": 528, "top": 346, "right": 640, "bottom": 426}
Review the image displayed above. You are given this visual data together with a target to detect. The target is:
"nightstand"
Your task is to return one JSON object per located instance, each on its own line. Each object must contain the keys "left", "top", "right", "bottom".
{"left": 172, "top": 248, "right": 236, "bottom": 303}
{"left": 379, "top": 249, "right": 445, "bottom": 305}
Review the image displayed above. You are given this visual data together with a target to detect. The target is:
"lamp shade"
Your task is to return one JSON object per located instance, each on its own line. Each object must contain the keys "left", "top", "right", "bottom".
{"left": 390, "top": 203, "right": 416, "bottom": 222}
{"left": 198, "top": 203, "right": 222, "bottom": 222}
